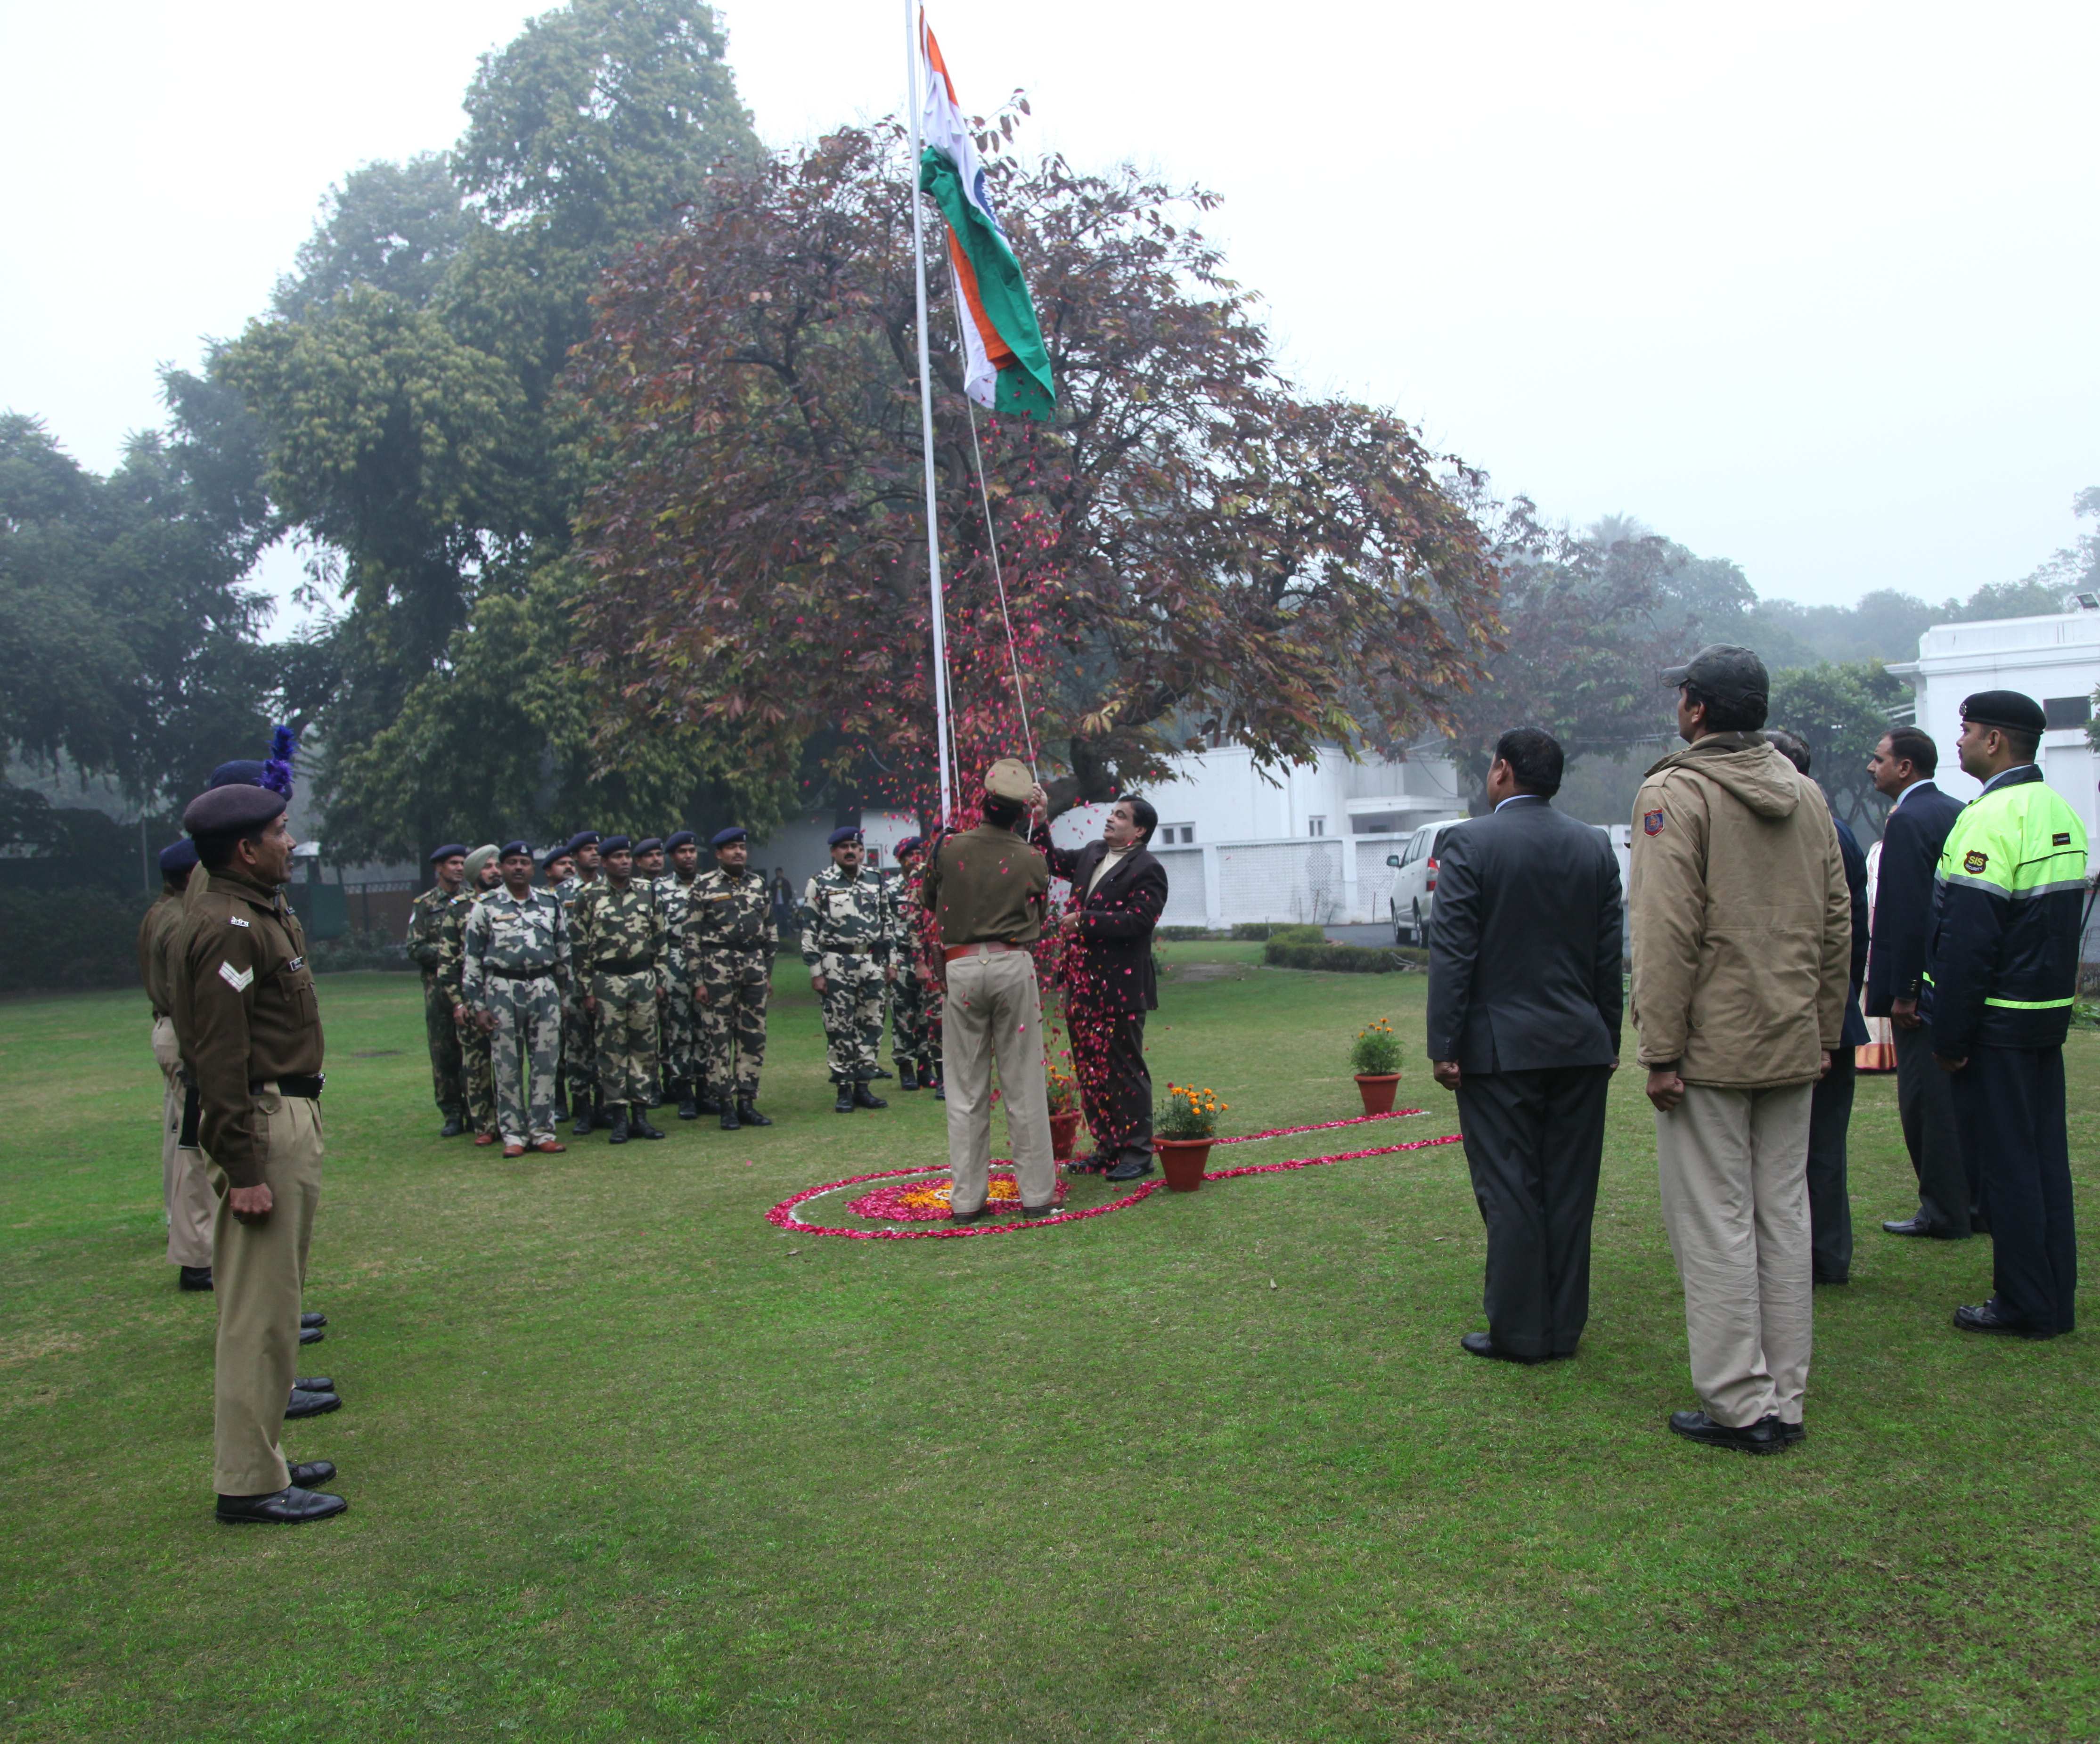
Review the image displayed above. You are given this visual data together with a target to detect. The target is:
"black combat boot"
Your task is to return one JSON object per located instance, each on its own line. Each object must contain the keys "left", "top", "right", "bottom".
{"left": 677, "top": 1082, "right": 700, "bottom": 1120}
{"left": 572, "top": 1093, "right": 594, "bottom": 1137}
{"left": 852, "top": 1082, "right": 888, "bottom": 1110}
{"left": 898, "top": 1061, "right": 919, "bottom": 1092}
{"left": 720, "top": 1101, "right": 740, "bottom": 1131}
{"left": 553, "top": 1084, "right": 570, "bottom": 1121}
{"left": 736, "top": 1099, "right": 772, "bottom": 1127}
{"left": 630, "top": 1108, "right": 666, "bottom": 1140}
{"left": 872, "top": 1064, "right": 893, "bottom": 1079}
{"left": 694, "top": 1089, "right": 722, "bottom": 1115}
{"left": 605, "top": 1104, "right": 630, "bottom": 1144}
{"left": 439, "top": 1116, "right": 465, "bottom": 1138}
{"left": 833, "top": 1082, "right": 855, "bottom": 1114}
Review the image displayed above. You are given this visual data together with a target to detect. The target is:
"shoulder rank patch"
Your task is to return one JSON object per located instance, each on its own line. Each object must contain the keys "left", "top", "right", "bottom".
{"left": 1642, "top": 810, "right": 1666, "bottom": 836}
{"left": 1963, "top": 849, "right": 1988, "bottom": 874}
{"left": 217, "top": 962, "right": 255, "bottom": 992}
{"left": 228, "top": 915, "right": 250, "bottom": 928}
{"left": 2054, "top": 831, "right": 2073, "bottom": 847}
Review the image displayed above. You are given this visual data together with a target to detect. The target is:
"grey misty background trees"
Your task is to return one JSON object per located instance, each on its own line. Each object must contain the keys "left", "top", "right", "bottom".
{"left": 3, "top": 0, "right": 2096, "bottom": 871}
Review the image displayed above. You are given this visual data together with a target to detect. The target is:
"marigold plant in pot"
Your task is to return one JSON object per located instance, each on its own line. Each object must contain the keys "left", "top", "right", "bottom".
{"left": 1349, "top": 1019, "right": 1404, "bottom": 1115}
{"left": 1046, "top": 1062, "right": 1082, "bottom": 1162}
{"left": 1154, "top": 1083, "right": 1226, "bottom": 1190}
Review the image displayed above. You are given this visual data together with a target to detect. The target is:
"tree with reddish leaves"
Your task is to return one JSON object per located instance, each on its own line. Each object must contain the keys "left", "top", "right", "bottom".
{"left": 570, "top": 116, "right": 1501, "bottom": 823}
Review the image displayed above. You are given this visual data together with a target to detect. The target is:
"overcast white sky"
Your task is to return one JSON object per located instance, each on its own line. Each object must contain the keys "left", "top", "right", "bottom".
{"left": 3, "top": 0, "right": 2094, "bottom": 638}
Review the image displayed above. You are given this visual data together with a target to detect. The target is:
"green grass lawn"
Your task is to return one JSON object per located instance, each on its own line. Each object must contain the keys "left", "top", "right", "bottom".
{"left": 1, "top": 945, "right": 2095, "bottom": 1742}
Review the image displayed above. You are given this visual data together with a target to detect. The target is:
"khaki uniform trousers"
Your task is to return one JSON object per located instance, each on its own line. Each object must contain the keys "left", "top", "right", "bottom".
{"left": 151, "top": 1016, "right": 213, "bottom": 1269}
{"left": 209, "top": 1087, "right": 324, "bottom": 1496}
{"left": 940, "top": 949, "right": 1055, "bottom": 1214}
{"left": 1656, "top": 1080, "right": 1814, "bottom": 1429}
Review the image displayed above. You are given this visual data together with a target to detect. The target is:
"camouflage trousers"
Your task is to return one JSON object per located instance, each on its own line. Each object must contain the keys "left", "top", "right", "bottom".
{"left": 660, "top": 970, "right": 704, "bottom": 1096}
{"left": 891, "top": 968, "right": 942, "bottom": 1071}
{"left": 561, "top": 992, "right": 595, "bottom": 1106}
{"left": 486, "top": 975, "right": 563, "bottom": 1146}
{"left": 591, "top": 970, "right": 662, "bottom": 1109}
{"left": 693, "top": 947, "right": 770, "bottom": 1100}
{"left": 423, "top": 974, "right": 465, "bottom": 1118}
{"left": 815, "top": 951, "right": 888, "bottom": 1084}
{"left": 462, "top": 1011, "right": 496, "bottom": 1135}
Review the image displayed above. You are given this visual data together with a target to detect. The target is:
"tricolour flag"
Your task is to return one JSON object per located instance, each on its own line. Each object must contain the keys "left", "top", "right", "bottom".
{"left": 917, "top": 14, "right": 1056, "bottom": 422}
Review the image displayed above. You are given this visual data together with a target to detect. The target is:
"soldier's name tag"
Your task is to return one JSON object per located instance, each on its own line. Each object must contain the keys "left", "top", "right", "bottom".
{"left": 229, "top": 916, "right": 251, "bottom": 928}
{"left": 218, "top": 962, "right": 256, "bottom": 992}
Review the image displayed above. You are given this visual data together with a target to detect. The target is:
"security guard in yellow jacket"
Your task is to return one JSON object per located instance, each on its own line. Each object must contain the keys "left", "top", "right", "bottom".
{"left": 1927, "top": 691, "right": 2089, "bottom": 1339}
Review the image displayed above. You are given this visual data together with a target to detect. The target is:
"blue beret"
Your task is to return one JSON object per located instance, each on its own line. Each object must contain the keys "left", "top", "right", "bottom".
{"left": 666, "top": 831, "right": 697, "bottom": 850}
{"left": 499, "top": 840, "right": 533, "bottom": 859}
{"left": 182, "top": 783, "right": 286, "bottom": 837}
{"left": 634, "top": 837, "right": 664, "bottom": 855}
{"left": 826, "top": 827, "right": 863, "bottom": 848}
{"left": 430, "top": 843, "right": 468, "bottom": 864}
{"left": 600, "top": 834, "right": 633, "bottom": 854}
{"left": 711, "top": 827, "right": 748, "bottom": 848}
{"left": 894, "top": 835, "right": 924, "bottom": 860}
{"left": 159, "top": 839, "right": 199, "bottom": 875}
{"left": 207, "top": 759, "right": 267, "bottom": 789}
{"left": 539, "top": 847, "right": 572, "bottom": 872}
{"left": 565, "top": 831, "right": 601, "bottom": 854}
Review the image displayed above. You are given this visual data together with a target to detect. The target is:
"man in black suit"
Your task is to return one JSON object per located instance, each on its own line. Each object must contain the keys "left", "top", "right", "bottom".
{"left": 1030, "top": 788, "right": 1170, "bottom": 1182}
{"left": 1863, "top": 726, "right": 1975, "bottom": 1239}
{"left": 1427, "top": 729, "right": 1624, "bottom": 1363}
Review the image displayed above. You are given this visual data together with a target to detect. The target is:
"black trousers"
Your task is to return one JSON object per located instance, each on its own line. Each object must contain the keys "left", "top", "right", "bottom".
{"left": 1806, "top": 1050, "right": 1856, "bottom": 1282}
{"left": 1949, "top": 1044, "right": 2076, "bottom": 1335}
{"left": 1453, "top": 1065, "right": 1611, "bottom": 1358}
{"left": 1070, "top": 1003, "right": 1152, "bottom": 1160}
{"left": 1894, "top": 1022, "right": 1976, "bottom": 1233}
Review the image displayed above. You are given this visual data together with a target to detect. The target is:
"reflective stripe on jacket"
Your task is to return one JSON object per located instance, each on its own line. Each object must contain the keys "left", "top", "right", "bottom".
{"left": 1926, "top": 765, "right": 2088, "bottom": 1053}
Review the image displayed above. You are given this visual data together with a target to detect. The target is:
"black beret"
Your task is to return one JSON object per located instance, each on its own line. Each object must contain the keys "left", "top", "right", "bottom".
{"left": 499, "top": 839, "right": 534, "bottom": 859}
{"left": 207, "top": 759, "right": 267, "bottom": 789}
{"left": 1960, "top": 690, "right": 2046, "bottom": 734}
{"left": 159, "top": 839, "right": 199, "bottom": 875}
{"left": 600, "top": 834, "right": 633, "bottom": 854}
{"left": 666, "top": 831, "right": 697, "bottom": 850}
{"left": 430, "top": 843, "right": 468, "bottom": 864}
{"left": 182, "top": 783, "right": 287, "bottom": 838}
{"left": 826, "top": 826, "right": 863, "bottom": 848}
{"left": 565, "top": 831, "right": 602, "bottom": 854}
{"left": 711, "top": 826, "right": 749, "bottom": 848}
{"left": 634, "top": 837, "right": 664, "bottom": 855}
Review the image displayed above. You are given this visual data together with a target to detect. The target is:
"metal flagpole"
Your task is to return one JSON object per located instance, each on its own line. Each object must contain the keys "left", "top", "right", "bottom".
{"left": 907, "top": 0, "right": 956, "bottom": 824}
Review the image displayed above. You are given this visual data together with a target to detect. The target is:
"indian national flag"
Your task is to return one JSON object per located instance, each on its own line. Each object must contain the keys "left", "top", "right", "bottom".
{"left": 917, "top": 14, "right": 1056, "bottom": 421}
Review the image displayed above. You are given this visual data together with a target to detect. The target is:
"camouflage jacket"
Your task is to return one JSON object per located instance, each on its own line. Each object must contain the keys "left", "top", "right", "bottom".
{"left": 433, "top": 890, "right": 480, "bottom": 1004}
{"left": 460, "top": 888, "right": 570, "bottom": 1005}
{"left": 798, "top": 866, "right": 896, "bottom": 966}
{"left": 571, "top": 878, "right": 666, "bottom": 984}
{"left": 677, "top": 867, "right": 776, "bottom": 969}
{"left": 654, "top": 874, "right": 703, "bottom": 977}
{"left": 406, "top": 883, "right": 460, "bottom": 977}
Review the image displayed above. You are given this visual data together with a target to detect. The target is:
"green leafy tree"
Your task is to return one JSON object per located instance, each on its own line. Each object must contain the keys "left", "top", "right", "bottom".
{"left": 1766, "top": 660, "right": 1911, "bottom": 838}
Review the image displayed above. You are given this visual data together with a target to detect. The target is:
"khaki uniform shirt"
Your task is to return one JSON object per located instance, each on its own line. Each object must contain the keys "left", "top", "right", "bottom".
{"left": 921, "top": 824, "right": 1049, "bottom": 947}
{"left": 138, "top": 887, "right": 184, "bottom": 1017}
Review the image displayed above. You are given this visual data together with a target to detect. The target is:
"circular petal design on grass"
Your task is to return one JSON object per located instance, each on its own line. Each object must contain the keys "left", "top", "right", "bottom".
{"left": 847, "top": 1171, "right": 1070, "bottom": 1222}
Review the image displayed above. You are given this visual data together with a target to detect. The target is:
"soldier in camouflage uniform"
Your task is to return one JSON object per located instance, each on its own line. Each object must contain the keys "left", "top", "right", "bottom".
{"left": 800, "top": 826, "right": 897, "bottom": 1114}
{"left": 653, "top": 832, "right": 712, "bottom": 1119}
{"left": 888, "top": 836, "right": 944, "bottom": 1093}
{"left": 678, "top": 826, "right": 778, "bottom": 1131}
{"left": 539, "top": 846, "right": 577, "bottom": 1116}
{"left": 553, "top": 831, "right": 603, "bottom": 1133}
{"left": 634, "top": 837, "right": 667, "bottom": 881}
{"left": 569, "top": 834, "right": 668, "bottom": 1145}
{"left": 438, "top": 845, "right": 504, "bottom": 1144}
{"left": 406, "top": 843, "right": 470, "bottom": 1136}
{"left": 461, "top": 841, "right": 571, "bottom": 1156}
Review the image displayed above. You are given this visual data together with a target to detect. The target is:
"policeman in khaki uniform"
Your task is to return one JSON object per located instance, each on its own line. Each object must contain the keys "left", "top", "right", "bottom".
{"left": 140, "top": 839, "right": 216, "bottom": 1289}
{"left": 406, "top": 844, "right": 470, "bottom": 1137}
{"left": 171, "top": 782, "right": 344, "bottom": 1525}
{"left": 460, "top": 841, "right": 571, "bottom": 1157}
{"left": 570, "top": 834, "right": 668, "bottom": 1145}
{"left": 1927, "top": 690, "right": 2089, "bottom": 1339}
{"left": 678, "top": 826, "right": 777, "bottom": 1130}
{"left": 801, "top": 826, "right": 897, "bottom": 1113}
{"left": 655, "top": 831, "right": 711, "bottom": 1119}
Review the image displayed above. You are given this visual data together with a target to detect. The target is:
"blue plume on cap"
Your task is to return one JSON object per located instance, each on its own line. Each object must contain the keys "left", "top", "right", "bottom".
{"left": 260, "top": 725, "right": 298, "bottom": 799}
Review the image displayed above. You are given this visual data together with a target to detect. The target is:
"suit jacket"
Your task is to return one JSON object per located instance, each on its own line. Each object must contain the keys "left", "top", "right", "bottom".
{"left": 1032, "top": 830, "right": 1168, "bottom": 1013}
{"left": 1864, "top": 781, "right": 1964, "bottom": 1017}
{"left": 1832, "top": 815, "right": 1871, "bottom": 1048}
{"left": 1425, "top": 797, "right": 1623, "bottom": 1074}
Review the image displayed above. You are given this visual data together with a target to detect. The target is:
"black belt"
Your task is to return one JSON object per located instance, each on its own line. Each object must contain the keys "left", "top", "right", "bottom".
{"left": 594, "top": 956, "right": 655, "bottom": 975}
{"left": 252, "top": 1074, "right": 325, "bottom": 1100}
{"left": 485, "top": 963, "right": 560, "bottom": 979}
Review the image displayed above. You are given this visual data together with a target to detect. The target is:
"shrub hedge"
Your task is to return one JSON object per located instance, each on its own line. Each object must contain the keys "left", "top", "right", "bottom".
{"left": 1261, "top": 940, "right": 1430, "bottom": 974}
{"left": 0, "top": 888, "right": 154, "bottom": 994}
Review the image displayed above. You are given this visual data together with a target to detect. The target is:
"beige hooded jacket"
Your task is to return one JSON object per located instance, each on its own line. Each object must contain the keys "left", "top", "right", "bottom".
{"left": 1628, "top": 732, "right": 1852, "bottom": 1089}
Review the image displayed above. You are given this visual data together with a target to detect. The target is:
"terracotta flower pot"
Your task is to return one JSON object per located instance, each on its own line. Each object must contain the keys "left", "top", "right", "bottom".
{"left": 1354, "top": 1073, "right": 1402, "bottom": 1116}
{"left": 1156, "top": 1138, "right": 1212, "bottom": 1192}
{"left": 1049, "top": 1109, "right": 1082, "bottom": 1161}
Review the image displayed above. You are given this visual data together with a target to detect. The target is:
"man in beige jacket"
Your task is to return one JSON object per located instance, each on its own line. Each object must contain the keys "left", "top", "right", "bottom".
{"left": 1630, "top": 646, "right": 1852, "bottom": 1455}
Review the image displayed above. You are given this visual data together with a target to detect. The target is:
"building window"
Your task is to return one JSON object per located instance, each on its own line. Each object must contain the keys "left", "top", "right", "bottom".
{"left": 1308, "top": 817, "right": 1326, "bottom": 837}
{"left": 1160, "top": 823, "right": 1195, "bottom": 845}
{"left": 2043, "top": 696, "right": 2093, "bottom": 729}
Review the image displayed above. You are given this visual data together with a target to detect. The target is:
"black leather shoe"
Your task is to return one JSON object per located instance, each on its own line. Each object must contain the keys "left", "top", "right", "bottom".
{"left": 216, "top": 1485, "right": 347, "bottom": 1524}
{"left": 299, "top": 1326, "right": 324, "bottom": 1346}
{"left": 834, "top": 1087, "right": 855, "bottom": 1113}
{"left": 852, "top": 1083, "right": 888, "bottom": 1109}
{"left": 1668, "top": 1410, "right": 1785, "bottom": 1454}
{"left": 1104, "top": 1155, "right": 1155, "bottom": 1182}
{"left": 898, "top": 1062, "right": 919, "bottom": 1092}
{"left": 1953, "top": 1300, "right": 2053, "bottom": 1339}
{"left": 1813, "top": 1271, "right": 1849, "bottom": 1286}
{"left": 630, "top": 1112, "right": 666, "bottom": 1140}
{"left": 287, "top": 1460, "right": 336, "bottom": 1487}
{"left": 1460, "top": 1331, "right": 1550, "bottom": 1365}
{"left": 178, "top": 1265, "right": 214, "bottom": 1291}
{"left": 931, "top": 1079, "right": 946, "bottom": 1101}
{"left": 1019, "top": 1204, "right": 1059, "bottom": 1220}
{"left": 736, "top": 1100, "right": 772, "bottom": 1127}
{"left": 439, "top": 1118, "right": 465, "bottom": 1139}
{"left": 301, "top": 1311, "right": 326, "bottom": 1329}
{"left": 1064, "top": 1158, "right": 1107, "bottom": 1177}
{"left": 285, "top": 1388, "right": 341, "bottom": 1420}
{"left": 294, "top": 1377, "right": 334, "bottom": 1394}
{"left": 678, "top": 1096, "right": 699, "bottom": 1121}
{"left": 1775, "top": 1421, "right": 1806, "bottom": 1446}
{"left": 606, "top": 1105, "right": 629, "bottom": 1144}
{"left": 948, "top": 1206, "right": 989, "bottom": 1224}
{"left": 1882, "top": 1215, "right": 1961, "bottom": 1238}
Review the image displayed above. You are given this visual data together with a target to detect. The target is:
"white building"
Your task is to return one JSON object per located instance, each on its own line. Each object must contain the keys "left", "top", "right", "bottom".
{"left": 1889, "top": 595, "right": 2100, "bottom": 840}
